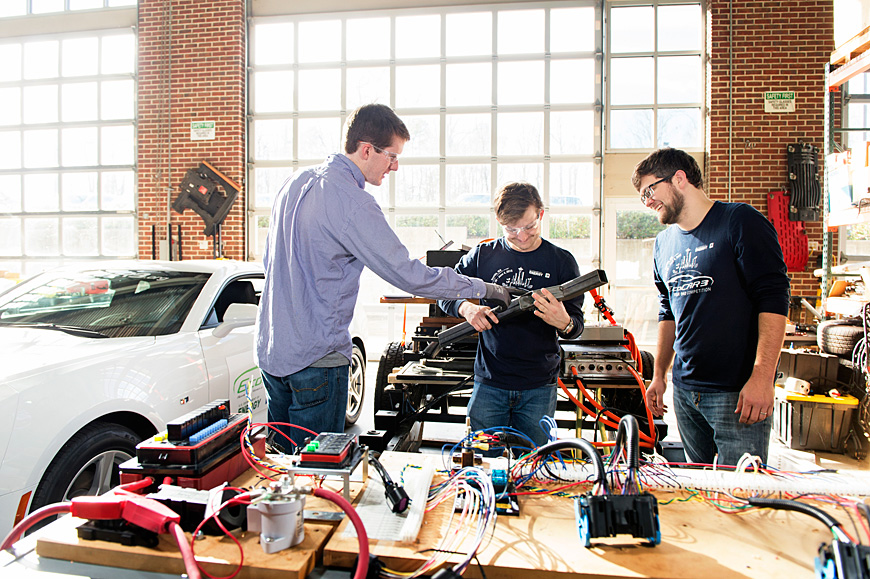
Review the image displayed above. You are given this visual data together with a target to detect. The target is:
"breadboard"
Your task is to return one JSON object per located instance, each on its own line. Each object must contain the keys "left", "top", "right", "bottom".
{"left": 343, "top": 462, "right": 434, "bottom": 542}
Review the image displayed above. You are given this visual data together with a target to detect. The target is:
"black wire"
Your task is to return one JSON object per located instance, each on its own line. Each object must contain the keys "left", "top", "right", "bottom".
{"left": 473, "top": 554, "right": 489, "bottom": 579}
{"left": 747, "top": 497, "right": 844, "bottom": 533}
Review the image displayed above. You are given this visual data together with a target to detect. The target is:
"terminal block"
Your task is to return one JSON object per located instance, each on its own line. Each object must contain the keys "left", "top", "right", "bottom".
{"left": 574, "top": 493, "right": 661, "bottom": 547}
{"left": 298, "top": 433, "right": 359, "bottom": 469}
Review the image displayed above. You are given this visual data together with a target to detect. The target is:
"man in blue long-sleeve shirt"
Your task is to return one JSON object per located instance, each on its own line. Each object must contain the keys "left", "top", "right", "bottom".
{"left": 256, "top": 104, "right": 510, "bottom": 443}
{"left": 633, "top": 148, "right": 790, "bottom": 465}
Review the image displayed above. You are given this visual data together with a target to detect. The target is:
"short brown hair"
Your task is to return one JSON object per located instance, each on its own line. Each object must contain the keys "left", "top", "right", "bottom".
{"left": 344, "top": 104, "right": 410, "bottom": 154}
{"left": 631, "top": 148, "right": 704, "bottom": 191}
{"left": 494, "top": 182, "right": 544, "bottom": 223}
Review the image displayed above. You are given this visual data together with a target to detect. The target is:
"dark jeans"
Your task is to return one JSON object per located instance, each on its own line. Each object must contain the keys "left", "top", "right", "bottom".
{"left": 467, "top": 381, "right": 557, "bottom": 449}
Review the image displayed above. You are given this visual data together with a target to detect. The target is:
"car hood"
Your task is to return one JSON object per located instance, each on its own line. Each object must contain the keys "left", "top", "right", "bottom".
{"left": 0, "top": 327, "right": 155, "bottom": 386}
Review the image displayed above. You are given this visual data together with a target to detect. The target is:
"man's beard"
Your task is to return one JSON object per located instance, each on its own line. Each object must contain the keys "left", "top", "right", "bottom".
{"left": 658, "top": 185, "right": 685, "bottom": 225}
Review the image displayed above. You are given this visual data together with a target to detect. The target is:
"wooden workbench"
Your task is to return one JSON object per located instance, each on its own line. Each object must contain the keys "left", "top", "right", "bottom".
{"left": 324, "top": 453, "right": 831, "bottom": 579}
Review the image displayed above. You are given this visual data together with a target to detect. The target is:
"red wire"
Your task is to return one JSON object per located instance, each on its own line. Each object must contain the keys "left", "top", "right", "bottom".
{"left": 625, "top": 364, "right": 658, "bottom": 446}
{"left": 171, "top": 521, "right": 202, "bottom": 579}
{"left": 118, "top": 477, "right": 154, "bottom": 493}
{"left": 313, "top": 488, "right": 369, "bottom": 579}
{"left": 190, "top": 492, "right": 254, "bottom": 579}
{"left": 1, "top": 502, "right": 72, "bottom": 550}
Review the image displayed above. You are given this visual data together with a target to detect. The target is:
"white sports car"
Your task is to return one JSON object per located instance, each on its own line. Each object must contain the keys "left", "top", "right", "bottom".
{"left": 0, "top": 260, "right": 367, "bottom": 535}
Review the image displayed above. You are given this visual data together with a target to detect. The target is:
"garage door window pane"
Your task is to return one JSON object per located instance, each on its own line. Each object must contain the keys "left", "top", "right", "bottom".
{"left": 550, "top": 162, "right": 593, "bottom": 206}
{"left": 24, "top": 173, "right": 59, "bottom": 212}
{"left": 297, "top": 117, "right": 340, "bottom": 160}
{"left": 254, "top": 23, "right": 294, "bottom": 65}
{"left": 395, "top": 165, "right": 438, "bottom": 207}
{"left": 24, "top": 85, "right": 58, "bottom": 124}
{"left": 551, "top": 111, "right": 593, "bottom": 155}
{"left": 551, "top": 59, "right": 595, "bottom": 104}
{"left": 101, "top": 215, "right": 134, "bottom": 256}
{"left": 253, "top": 119, "right": 293, "bottom": 160}
{"left": 347, "top": 18, "right": 390, "bottom": 61}
{"left": 346, "top": 67, "right": 390, "bottom": 111}
{"left": 447, "top": 12, "right": 491, "bottom": 57}
{"left": 447, "top": 215, "right": 490, "bottom": 247}
{"left": 658, "top": 56, "right": 702, "bottom": 104}
{"left": 101, "top": 126, "right": 133, "bottom": 165}
{"left": 610, "top": 109, "right": 653, "bottom": 149}
{"left": 62, "top": 127, "right": 98, "bottom": 167}
{"left": 101, "top": 80, "right": 134, "bottom": 120}
{"left": 497, "top": 112, "right": 543, "bottom": 156}
{"left": 0, "top": 218, "right": 21, "bottom": 254}
{"left": 62, "top": 172, "right": 98, "bottom": 210}
{"left": 551, "top": 7, "right": 594, "bottom": 53}
{"left": 25, "top": 217, "right": 59, "bottom": 255}
{"left": 498, "top": 61, "right": 543, "bottom": 105}
{"left": 447, "top": 63, "right": 491, "bottom": 107}
{"left": 101, "top": 34, "right": 134, "bottom": 74}
{"left": 396, "top": 65, "right": 440, "bottom": 108}
{"left": 0, "top": 45, "right": 22, "bottom": 82}
{"left": 0, "top": 131, "right": 21, "bottom": 170}
{"left": 498, "top": 10, "right": 544, "bottom": 54}
{"left": 299, "top": 69, "right": 340, "bottom": 111}
{"left": 299, "top": 20, "right": 341, "bottom": 63}
{"left": 495, "top": 163, "right": 543, "bottom": 192}
{"left": 62, "top": 82, "right": 98, "bottom": 122}
{"left": 0, "top": 88, "right": 21, "bottom": 126}
{"left": 610, "top": 57, "right": 653, "bottom": 106}
{"left": 447, "top": 165, "right": 490, "bottom": 206}
{"left": 62, "top": 37, "right": 98, "bottom": 77}
{"left": 396, "top": 215, "right": 438, "bottom": 257}
{"left": 0, "top": 175, "right": 21, "bottom": 212}
{"left": 657, "top": 108, "right": 702, "bottom": 149}
{"left": 101, "top": 170, "right": 134, "bottom": 211}
{"left": 446, "top": 114, "right": 490, "bottom": 156}
{"left": 611, "top": 6, "right": 653, "bottom": 53}
{"left": 549, "top": 215, "right": 592, "bottom": 269}
{"left": 253, "top": 71, "right": 294, "bottom": 113}
{"left": 254, "top": 167, "right": 290, "bottom": 209}
{"left": 24, "top": 41, "right": 59, "bottom": 79}
{"left": 401, "top": 115, "right": 439, "bottom": 158}
{"left": 63, "top": 216, "right": 98, "bottom": 256}
{"left": 396, "top": 15, "right": 440, "bottom": 59}
{"left": 658, "top": 5, "right": 703, "bottom": 52}
{"left": 24, "top": 129, "right": 58, "bottom": 168}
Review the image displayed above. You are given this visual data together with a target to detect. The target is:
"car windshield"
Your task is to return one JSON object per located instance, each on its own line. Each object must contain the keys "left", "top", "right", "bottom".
{"left": 0, "top": 269, "right": 210, "bottom": 338}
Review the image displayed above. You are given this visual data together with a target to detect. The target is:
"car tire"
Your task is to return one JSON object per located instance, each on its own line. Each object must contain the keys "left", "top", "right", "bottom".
{"left": 345, "top": 344, "right": 366, "bottom": 426}
{"left": 374, "top": 341, "right": 406, "bottom": 413}
{"left": 639, "top": 350, "right": 655, "bottom": 381}
{"left": 31, "top": 422, "right": 139, "bottom": 517}
{"left": 817, "top": 319, "right": 864, "bottom": 357}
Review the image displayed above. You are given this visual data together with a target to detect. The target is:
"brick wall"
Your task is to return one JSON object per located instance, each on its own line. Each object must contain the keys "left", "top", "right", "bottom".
{"left": 137, "top": 0, "right": 246, "bottom": 261}
{"left": 708, "top": 0, "right": 835, "bottom": 313}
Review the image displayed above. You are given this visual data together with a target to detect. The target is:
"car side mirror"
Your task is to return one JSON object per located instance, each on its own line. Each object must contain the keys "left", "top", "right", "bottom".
{"left": 212, "top": 302, "right": 258, "bottom": 338}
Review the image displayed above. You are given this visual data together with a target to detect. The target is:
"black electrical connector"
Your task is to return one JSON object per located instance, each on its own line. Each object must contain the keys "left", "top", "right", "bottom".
{"left": 368, "top": 453, "right": 410, "bottom": 514}
{"left": 574, "top": 493, "right": 661, "bottom": 547}
{"left": 431, "top": 567, "right": 463, "bottom": 579}
{"left": 351, "top": 553, "right": 385, "bottom": 579}
{"left": 817, "top": 540, "right": 870, "bottom": 579}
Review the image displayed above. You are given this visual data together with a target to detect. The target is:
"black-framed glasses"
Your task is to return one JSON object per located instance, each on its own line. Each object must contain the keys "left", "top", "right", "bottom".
{"left": 640, "top": 173, "right": 675, "bottom": 204}
{"left": 360, "top": 141, "right": 399, "bottom": 164}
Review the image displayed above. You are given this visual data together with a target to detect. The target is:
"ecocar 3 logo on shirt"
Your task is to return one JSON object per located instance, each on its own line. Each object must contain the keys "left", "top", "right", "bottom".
{"left": 667, "top": 271, "right": 714, "bottom": 297}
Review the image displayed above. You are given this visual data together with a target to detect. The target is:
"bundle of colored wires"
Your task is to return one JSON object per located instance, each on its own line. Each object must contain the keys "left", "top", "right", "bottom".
{"left": 380, "top": 467, "right": 496, "bottom": 578}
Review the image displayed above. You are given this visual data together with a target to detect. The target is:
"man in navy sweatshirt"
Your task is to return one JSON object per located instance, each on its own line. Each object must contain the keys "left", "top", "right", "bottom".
{"left": 632, "top": 148, "right": 790, "bottom": 465}
{"left": 439, "top": 182, "right": 584, "bottom": 449}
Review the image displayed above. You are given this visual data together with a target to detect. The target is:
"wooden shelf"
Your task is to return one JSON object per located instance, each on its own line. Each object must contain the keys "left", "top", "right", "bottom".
{"left": 826, "top": 206, "right": 870, "bottom": 229}
{"left": 830, "top": 25, "right": 870, "bottom": 87}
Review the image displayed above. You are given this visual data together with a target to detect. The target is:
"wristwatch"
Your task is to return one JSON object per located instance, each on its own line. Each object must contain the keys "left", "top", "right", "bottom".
{"left": 560, "top": 319, "right": 574, "bottom": 335}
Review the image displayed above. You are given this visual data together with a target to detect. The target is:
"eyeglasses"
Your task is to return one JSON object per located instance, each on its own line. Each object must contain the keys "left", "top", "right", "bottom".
{"left": 501, "top": 213, "right": 542, "bottom": 236}
{"left": 360, "top": 141, "right": 400, "bottom": 164}
{"left": 640, "top": 173, "right": 675, "bottom": 204}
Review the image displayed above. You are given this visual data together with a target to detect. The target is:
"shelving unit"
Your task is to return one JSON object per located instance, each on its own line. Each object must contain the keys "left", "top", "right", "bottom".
{"left": 822, "top": 26, "right": 870, "bottom": 315}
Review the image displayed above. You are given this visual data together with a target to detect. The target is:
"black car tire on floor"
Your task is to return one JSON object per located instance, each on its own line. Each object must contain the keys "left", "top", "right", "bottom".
{"left": 817, "top": 319, "right": 864, "bottom": 357}
{"left": 374, "top": 341, "right": 406, "bottom": 414}
{"left": 30, "top": 422, "right": 139, "bottom": 525}
{"left": 345, "top": 344, "right": 366, "bottom": 426}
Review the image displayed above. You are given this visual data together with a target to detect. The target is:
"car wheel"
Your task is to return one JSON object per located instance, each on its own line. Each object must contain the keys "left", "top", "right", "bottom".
{"left": 817, "top": 319, "right": 864, "bottom": 357}
{"left": 345, "top": 344, "right": 366, "bottom": 426}
{"left": 374, "top": 341, "right": 406, "bottom": 413}
{"left": 639, "top": 350, "right": 655, "bottom": 381}
{"left": 31, "top": 422, "right": 139, "bottom": 518}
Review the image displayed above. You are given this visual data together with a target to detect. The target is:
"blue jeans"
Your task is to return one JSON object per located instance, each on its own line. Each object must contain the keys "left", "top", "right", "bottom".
{"left": 467, "top": 381, "right": 557, "bottom": 450}
{"left": 263, "top": 365, "right": 349, "bottom": 450}
{"left": 673, "top": 386, "right": 772, "bottom": 466}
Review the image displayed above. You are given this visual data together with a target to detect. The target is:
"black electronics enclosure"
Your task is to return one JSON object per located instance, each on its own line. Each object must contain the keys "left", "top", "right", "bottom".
{"left": 172, "top": 161, "right": 241, "bottom": 236}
